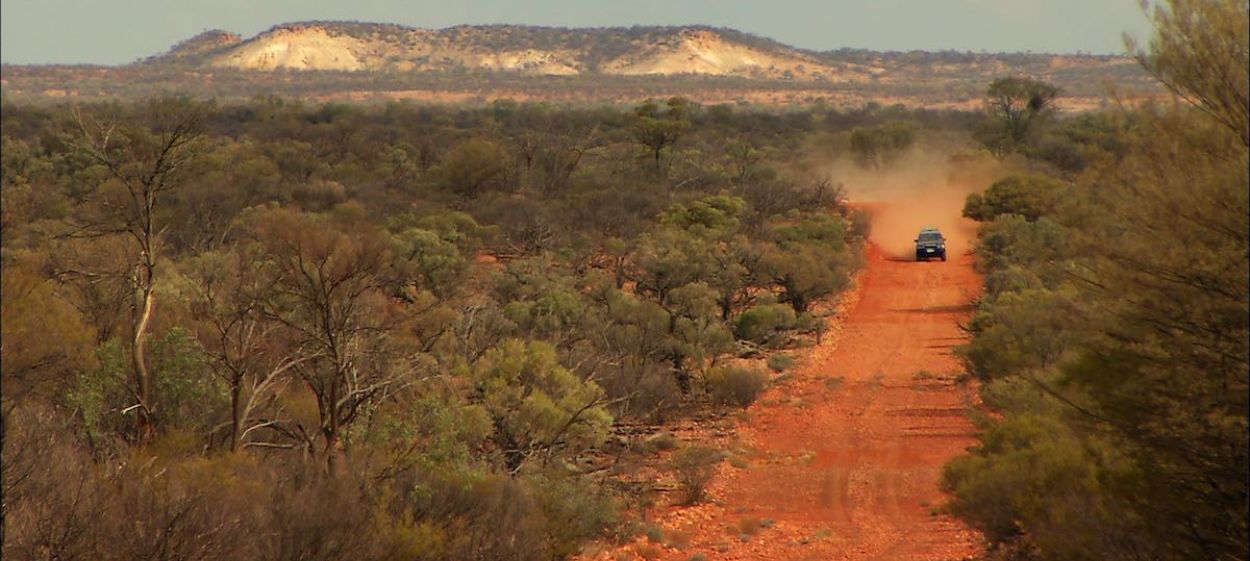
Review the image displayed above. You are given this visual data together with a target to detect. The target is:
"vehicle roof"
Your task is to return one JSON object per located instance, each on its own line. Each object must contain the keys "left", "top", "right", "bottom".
{"left": 919, "top": 226, "right": 942, "bottom": 233}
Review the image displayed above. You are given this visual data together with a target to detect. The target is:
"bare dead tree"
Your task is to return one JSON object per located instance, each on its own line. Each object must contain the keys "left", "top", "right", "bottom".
{"left": 186, "top": 248, "right": 315, "bottom": 452}
{"left": 250, "top": 210, "right": 405, "bottom": 473}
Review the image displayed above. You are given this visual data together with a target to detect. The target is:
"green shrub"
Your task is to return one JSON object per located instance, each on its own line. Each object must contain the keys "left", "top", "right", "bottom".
{"left": 766, "top": 353, "right": 795, "bottom": 372}
{"left": 733, "top": 304, "right": 797, "bottom": 346}
{"left": 962, "top": 174, "right": 1065, "bottom": 222}
{"left": 705, "top": 366, "right": 769, "bottom": 408}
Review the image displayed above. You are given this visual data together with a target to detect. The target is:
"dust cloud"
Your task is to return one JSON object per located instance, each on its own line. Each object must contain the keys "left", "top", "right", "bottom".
{"left": 829, "top": 147, "right": 1006, "bottom": 259}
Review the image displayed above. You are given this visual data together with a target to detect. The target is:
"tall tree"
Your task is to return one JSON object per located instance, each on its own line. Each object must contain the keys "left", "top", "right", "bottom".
{"left": 849, "top": 121, "right": 918, "bottom": 169}
{"left": 185, "top": 248, "right": 306, "bottom": 452}
{"left": 69, "top": 97, "right": 214, "bottom": 440}
{"left": 248, "top": 208, "right": 404, "bottom": 473}
{"left": 631, "top": 98, "right": 691, "bottom": 171}
{"left": 978, "top": 77, "right": 1060, "bottom": 155}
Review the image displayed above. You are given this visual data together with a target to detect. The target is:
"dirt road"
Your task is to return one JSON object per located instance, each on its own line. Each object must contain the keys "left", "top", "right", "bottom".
{"left": 628, "top": 210, "right": 984, "bottom": 560}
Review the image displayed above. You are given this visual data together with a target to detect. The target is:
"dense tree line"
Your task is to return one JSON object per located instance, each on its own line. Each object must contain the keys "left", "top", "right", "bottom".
{"left": 944, "top": 1, "right": 1249, "bottom": 559}
{"left": 0, "top": 95, "right": 935, "bottom": 559}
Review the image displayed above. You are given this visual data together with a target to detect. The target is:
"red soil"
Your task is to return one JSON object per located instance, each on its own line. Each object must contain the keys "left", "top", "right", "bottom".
{"left": 598, "top": 210, "right": 985, "bottom": 560}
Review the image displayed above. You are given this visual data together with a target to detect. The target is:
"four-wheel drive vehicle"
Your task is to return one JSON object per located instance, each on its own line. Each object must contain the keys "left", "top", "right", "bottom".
{"left": 915, "top": 227, "right": 947, "bottom": 261}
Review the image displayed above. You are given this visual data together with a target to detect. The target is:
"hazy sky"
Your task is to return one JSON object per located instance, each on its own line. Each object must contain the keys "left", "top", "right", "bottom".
{"left": 0, "top": 0, "right": 1156, "bottom": 65}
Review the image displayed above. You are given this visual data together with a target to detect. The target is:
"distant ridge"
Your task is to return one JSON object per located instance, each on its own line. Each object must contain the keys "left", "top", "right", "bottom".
{"left": 148, "top": 22, "right": 882, "bottom": 81}
{"left": 147, "top": 30, "right": 244, "bottom": 64}
{"left": 1, "top": 21, "right": 1158, "bottom": 107}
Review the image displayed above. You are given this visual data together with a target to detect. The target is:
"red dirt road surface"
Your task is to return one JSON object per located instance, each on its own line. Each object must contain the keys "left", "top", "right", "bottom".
{"left": 616, "top": 209, "right": 985, "bottom": 560}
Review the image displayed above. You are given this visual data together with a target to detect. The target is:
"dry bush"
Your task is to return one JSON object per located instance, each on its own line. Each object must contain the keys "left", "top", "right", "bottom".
{"left": 2, "top": 407, "right": 102, "bottom": 561}
{"left": 642, "top": 431, "right": 678, "bottom": 453}
{"left": 603, "top": 367, "right": 683, "bottom": 423}
{"left": 635, "top": 542, "right": 663, "bottom": 560}
{"left": 705, "top": 366, "right": 769, "bottom": 408}
{"left": 664, "top": 529, "right": 692, "bottom": 549}
{"left": 364, "top": 467, "right": 622, "bottom": 561}
{"left": 669, "top": 446, "right": 724, "bottom": 505}
{"left": 530, "top": 472, "right": 624, "bottom": 559}
{"left": 265, "top": 474, "right": 373, "bottom": 561}
{"left": 290, "top": 179, "right": 349, "bottom": 211}
{"left": 3, "top": 407, "right": 273, "bottom": 560}
{"left": 2, "top": 405, "right": 620, "bottom": 561}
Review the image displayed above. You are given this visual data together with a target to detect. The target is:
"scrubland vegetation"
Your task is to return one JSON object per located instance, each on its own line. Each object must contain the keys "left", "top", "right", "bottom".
{"left": 1, "top": 1, "right": 1244, "bottom": 559}
{"left": 943, "top": 1, "right": 1249, "bottom": 559}
{"left": 0, "top": 87, "right": 960, "bottom": 559}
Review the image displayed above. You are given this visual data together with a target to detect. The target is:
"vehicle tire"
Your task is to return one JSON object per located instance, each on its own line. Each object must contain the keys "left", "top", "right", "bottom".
{"left": 940, "top": 253, "right": 947, "bottom": 262}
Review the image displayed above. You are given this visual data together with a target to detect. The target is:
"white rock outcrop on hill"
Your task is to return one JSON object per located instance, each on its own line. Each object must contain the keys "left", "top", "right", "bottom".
{"left": 601, "top": 29, "right": 835, "bottom": 80}
{"left": 210, "top": 27, "right": 365, "bottom": 71}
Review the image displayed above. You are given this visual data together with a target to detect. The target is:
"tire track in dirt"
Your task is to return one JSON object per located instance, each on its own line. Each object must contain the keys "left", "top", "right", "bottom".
{"left": 607, "top": 208, "right": 984, "bottom": 561}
